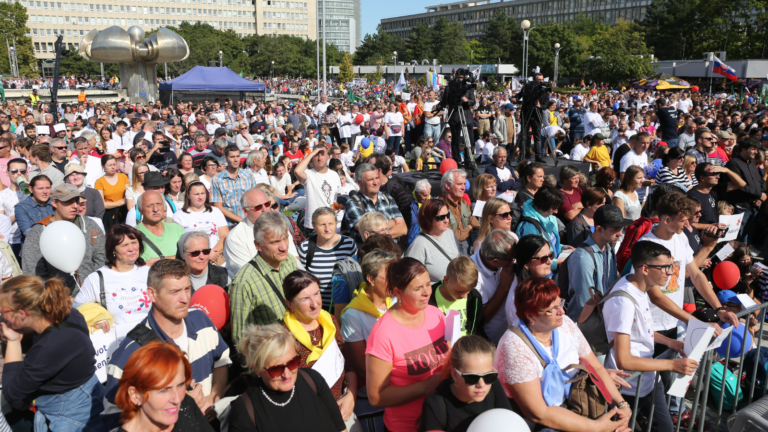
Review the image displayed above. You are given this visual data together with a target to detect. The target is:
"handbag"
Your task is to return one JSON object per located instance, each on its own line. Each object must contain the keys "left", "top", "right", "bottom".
{"left": 390, "top": 124, "right": 403, "bottom": 135}
{"left": 509, "top": 326, "right": 608, "bottom": 419}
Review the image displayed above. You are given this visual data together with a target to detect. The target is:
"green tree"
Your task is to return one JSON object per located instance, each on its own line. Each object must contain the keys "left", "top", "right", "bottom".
{"left": 587, "top": 20, "right": 654, "bottom": 83}
{"left": 338, "top": 53, "right": 354, "bottom": 83}
{"left": 467, "top": 40, "right": 486, "bottom": 64}
{"left": 432, "top": 18, "right": 470, "bottom": 63}
{"left": 0, "top": 3, "right": 37, "bottom": 76}
{"left": 481, "top": 11, "right": 521, "bottom": 64}
{"left": 522, "top": 22, "right": 584, "bottom": 82}
{"left": 353, "top": 24, "right": 405, "bottom": 65}
{"left": 404, "top": 23, "right": 435, "bottom": 64}
{"left": 61, "top": 48, "right": 118, "bottom": 77}
{"left": 368, "top": 60, "right": 383, "bottom": 84}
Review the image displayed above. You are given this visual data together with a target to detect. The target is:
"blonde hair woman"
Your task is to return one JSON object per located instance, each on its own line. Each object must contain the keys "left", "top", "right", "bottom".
{"left": 469, "top": 173, "right": 498, "bottom": 229}
{"left": 416, "top": 146, "right": 437, "bottom": 171}
{"left": 126, "top": 161, "right": 149, "bottom": 210}
{"left": 357, "top": 211, "right": 390, "bottom": 240}
{"left": 683, "top": 154, "right": 698, "bottom": 187}
{"left": 473, "top": 197, "right": 519, "bottom": 253}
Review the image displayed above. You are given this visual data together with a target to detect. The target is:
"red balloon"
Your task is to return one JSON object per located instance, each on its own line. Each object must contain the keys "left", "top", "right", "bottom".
{"left": 713, "top": 261, "right": 740, "bottom": 290}
{"left": 355, "top": 114, "right": 364, "bottom": 124}
{"left": 590, "top": 89, "right": 597, "bottom": 95}
{"left": 440, "top": 158, "right": 458, "bottom": 174}
{"left": 190, "top": 285, "right": 230, "bottom": 330}
{"left": 691, "top": 86, "right": 700, "bottom": 93}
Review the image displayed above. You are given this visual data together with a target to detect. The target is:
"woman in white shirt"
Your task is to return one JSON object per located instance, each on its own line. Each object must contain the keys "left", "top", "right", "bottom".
{"left": 126, "top": 162, "right": 149, "bottom": 210}
{"left": 383, "top": 102, "right": 404, "bottom": 155}
{"left": 172, "top": 181, "right": 230, "bottom": 264}
{"left": 337, "top": 106, "right": 353, "bottom": 144}
{"left": 74, "top": 225, "right": 151, "bottom": 330}
{"left": 199, "top": 156, "right": 219, "bottom": 191}
{"left": 270, "top": 163, "right": 304, "bottom": 206}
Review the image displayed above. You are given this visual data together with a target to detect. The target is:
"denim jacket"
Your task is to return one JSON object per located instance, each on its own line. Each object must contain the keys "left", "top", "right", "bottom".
{"left": 565, "top": 235, "right": 618, "bottom": 321}
{"left": 15, "top": 195, "right": 53, "bottom": 241}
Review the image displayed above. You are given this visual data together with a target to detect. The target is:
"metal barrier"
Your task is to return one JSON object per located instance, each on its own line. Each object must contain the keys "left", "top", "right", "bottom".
{"left": 621, "top": 302, "right": 768, "bottom": 432}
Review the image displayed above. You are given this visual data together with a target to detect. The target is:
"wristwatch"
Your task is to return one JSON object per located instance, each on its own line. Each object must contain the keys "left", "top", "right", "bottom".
{"left": 616, "top": 401, "right": 630, "bottom": 410}
{"left": 715, "top": 307, "right": 726, "bottom": 312}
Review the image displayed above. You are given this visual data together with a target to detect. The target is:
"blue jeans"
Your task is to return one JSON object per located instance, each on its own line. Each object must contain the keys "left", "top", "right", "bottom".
{"left": 34, "top": 374, "right": 108, "bottom": 432}
{"left": 666, "top": 138, "right": 680, "bottom": 149}
{"left": 386, "top": 136, "right": 402, "bottom": 154}
{"left": 424, "top": 122, "right": 441, "bottom": 142}
{"left": 276, "top": 188, "right": 305, "bottom": 206}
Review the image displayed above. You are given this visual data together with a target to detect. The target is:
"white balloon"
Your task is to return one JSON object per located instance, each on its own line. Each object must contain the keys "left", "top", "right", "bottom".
{"left": 39, "top": 220, "right": 86, "bottom": 274}
{"left": 467, "top": 409, "right": 531, "bottom": 432}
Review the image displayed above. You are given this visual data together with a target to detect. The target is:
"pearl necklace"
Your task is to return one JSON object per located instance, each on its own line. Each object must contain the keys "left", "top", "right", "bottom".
{"left": 261, "top": 386, "right": 295, "bottom": 407}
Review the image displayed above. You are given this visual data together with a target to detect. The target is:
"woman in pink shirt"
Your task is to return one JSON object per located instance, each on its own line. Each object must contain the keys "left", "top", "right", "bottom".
{"left": 369, "top": 105, "right": 386, "bottom": 135}
{"left": 366, "top": 258, "right": 448, "bottom": 432}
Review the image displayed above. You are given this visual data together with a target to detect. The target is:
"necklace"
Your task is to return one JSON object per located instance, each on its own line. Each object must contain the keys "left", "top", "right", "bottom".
{"left": 261, "top": 385, "right": 295, "bottom": 407}
{"left": 533, "top": 334, "right": 552, "bottom": 345}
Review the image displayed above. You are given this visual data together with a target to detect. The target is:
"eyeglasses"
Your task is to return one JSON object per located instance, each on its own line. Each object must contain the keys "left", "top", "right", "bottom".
{"left": 454, "top": 368, "right": 499, "bottom": 386}
{"left": 531, "top": 252, "right": 555, "bottom": 264}
{"left": 270, "top": 202, "right": 279, "bottom": 210}
{"left": 263, "top": 355, "right": 301, "bottom": 378}
{"left": 9, "top": 169, "right": 27, "bottom": 174}
{"left": 434, "top": 213, "right": 450, "bottom": 222}
{"left": 541, "top": 299, "right": 566, "bottom": 316}
{"left": 494, "top": 211, "right": 513, "bottom": 219}
{"left": 136, "top": 155, "right": 146, "bottom": 160}
{"left": 249, "top": 201, "right": 274, "bottom": 212}
{"left": 646, "top": 263, "right": 674, "bottom": 273}
{"left": 186, "top": 248, "right": 211, "bottom": 257}
{"left": 53, "top": 146, "right": 67, "bottom": 150}
{"left": 370, "top": 227, "right": 391, "bottom": 235}
{"left": 484, "top": 184, "right": 498, "bottom": 190}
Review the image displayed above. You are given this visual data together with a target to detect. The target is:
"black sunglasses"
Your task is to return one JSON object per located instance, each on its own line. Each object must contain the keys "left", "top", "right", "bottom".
{"left": 53, "top": 146, "right": 67, "bottom": 150}
{"left": 9, "top": 169, "right": 27, "bottom": 174}
{"left": 434, "top": 213, "right": 450, "bottom": 222}
{"left": 494, "top": 211, "right": 513, "bottom": 219}
{"left": 455, "top": 369, "right": 498, "bottom": 386}
{"left": 186, "top": 248, "right": 211, "bottom": 257}
{"left": 531, "top": 252, "right": 555, "bottom": 264}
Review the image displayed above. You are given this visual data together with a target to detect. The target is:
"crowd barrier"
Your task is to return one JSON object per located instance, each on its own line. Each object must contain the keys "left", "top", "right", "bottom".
{"left": 622, "top": 302, "right": 768, "bottom": 432}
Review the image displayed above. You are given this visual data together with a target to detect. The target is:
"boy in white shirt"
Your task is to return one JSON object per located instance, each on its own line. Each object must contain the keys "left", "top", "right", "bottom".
{"left": 604, "top": 241, "right": 698, "bottom": 432}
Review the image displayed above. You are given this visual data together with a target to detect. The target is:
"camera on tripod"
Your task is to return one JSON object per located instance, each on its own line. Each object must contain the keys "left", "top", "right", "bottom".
{"left": 519, "top": 81, "right": 551, "bottom": 107}
{"left": 434, "top": 68, "right": 477, "bottom": 112}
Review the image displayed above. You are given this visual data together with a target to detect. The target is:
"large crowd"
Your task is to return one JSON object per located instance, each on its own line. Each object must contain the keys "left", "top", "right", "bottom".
{"left": 0, "top": 72, "right": 763, "bottom": 432}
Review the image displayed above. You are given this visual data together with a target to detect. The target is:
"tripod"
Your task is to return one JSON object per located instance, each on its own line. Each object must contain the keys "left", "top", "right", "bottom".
{"left": 436, "top": 105, "right": 476, "bottom": 170}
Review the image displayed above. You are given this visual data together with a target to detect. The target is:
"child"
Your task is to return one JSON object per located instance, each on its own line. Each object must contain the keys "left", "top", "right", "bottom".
{"left": 603, "top": 241, "right": 698, "bottom": 432}
{"left": 337, "top": 169, "right": 356, "bottom": 195}
{"left": 718, "top": 201, "right": 734, "bottom": 216}
{"left": 584, "top": 133, "right": 612, "bottom": 172}
{"left": 428, "top": 256, "right": 485, "bottom": 337}
{"left": 339, "top": 142, "right": 355, "bottom": 169}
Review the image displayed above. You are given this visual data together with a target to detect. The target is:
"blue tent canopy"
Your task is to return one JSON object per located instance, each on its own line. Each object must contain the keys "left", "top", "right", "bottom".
{"left": 159, "top": 66, "right": 265, "bottom": 91}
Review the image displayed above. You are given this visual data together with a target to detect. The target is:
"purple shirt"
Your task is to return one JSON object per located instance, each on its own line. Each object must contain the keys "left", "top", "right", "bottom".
{"left": 437, "top": 139, "right": 453, "bottom": 160}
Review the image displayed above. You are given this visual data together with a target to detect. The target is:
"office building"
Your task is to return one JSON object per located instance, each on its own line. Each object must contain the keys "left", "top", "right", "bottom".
{"left": 255, "top": 0, "right": 316, "bottom": 39}
{"left": 381, "top": 0, "right": 650, "bottom": 41}
{"left": 317, "top": 0, "right": 359, "bottom": 53}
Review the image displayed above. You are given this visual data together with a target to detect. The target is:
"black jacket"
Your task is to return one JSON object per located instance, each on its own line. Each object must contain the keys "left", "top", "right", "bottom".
{"left": 429, "top": 283, "right": 487, "bottom": 339}
{"left": 725, "top": 155, "right": 765, "bottom": 207}
{"left": 205, "top": 263, "right": 230, "bottom": 291}
{"left": 484, "top": 164, "right": 521, "bottom": 193}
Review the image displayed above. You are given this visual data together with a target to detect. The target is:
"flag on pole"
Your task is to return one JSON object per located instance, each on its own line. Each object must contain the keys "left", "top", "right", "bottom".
{"left": 394, "top": 69, "right": 406, "bottom": 94}
{"left": 470, "top": 66, "right": 481, "bottom": 82}
{"left": 713, "top": 56, "right": 738, "bottom": 82}
{"left": 426, "top": 72, "right": 446, "bottom": 86}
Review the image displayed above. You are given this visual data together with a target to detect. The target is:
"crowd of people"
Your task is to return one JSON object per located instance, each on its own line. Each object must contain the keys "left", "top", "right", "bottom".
{"left": 0, "top": 73, "right": 764, "bottom": 432}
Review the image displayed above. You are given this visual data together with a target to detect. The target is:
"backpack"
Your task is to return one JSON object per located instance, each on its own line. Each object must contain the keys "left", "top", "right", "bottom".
{"left": 616, "top": 217, "right": 657, "bottom": 273}
{"left": 304, "top": 234, "right": 318, "bottom": 269}
{"left": 710, "top": 361, "right": 743, "bottom": 411}
{"left": 744, "top": 347, "right": 768, "bottom": 396}
{"left": 576, "top": 285, "right": 638, "bottom": 357}
{"left": 557, "top": 243, "right": 596, "bottom": 300}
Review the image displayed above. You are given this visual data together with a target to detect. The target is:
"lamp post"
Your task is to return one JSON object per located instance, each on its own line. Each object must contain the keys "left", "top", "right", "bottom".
{"left": 392, "top": 51, "right": 397, "bottom": 82}
{"left": 553, "top": 43, "right": 562, "bottom": 88}
{"left": 219, "top": 50, "right": 223, "bottom": 67}
{"left": 520, "top": 19, "right": 534, "bottom": 82}
{"left": 271, "top": 60, "right": 274, "bottom": 81}
{"left": 471, "top": 50, "right": 474, "bottom": 65}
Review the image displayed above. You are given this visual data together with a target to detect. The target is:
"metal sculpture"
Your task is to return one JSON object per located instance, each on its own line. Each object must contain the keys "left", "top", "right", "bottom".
{"left": 79, "top": 26, "right": 189, "bottom": 104}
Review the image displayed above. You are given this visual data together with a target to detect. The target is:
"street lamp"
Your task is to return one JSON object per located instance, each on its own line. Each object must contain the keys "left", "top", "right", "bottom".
{"left": 471, "top": 50, "right": 474, "bottom": 65}
{"left": 553, "top": 43, "right": 562, "bottom": 88}
{"left": 520, "top": 19, "right": 534, "bottom": 82}
{"left": 393, "top": 51, "right": 397, "bottom": 82}
{"left": 219, "top": 50, "right": 223, "bottom": 67}
{"left": 271, "top": 60, "right": 274, "bottom": 81}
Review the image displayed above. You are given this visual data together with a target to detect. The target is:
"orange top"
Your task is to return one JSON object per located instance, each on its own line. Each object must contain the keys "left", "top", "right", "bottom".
{"left": 78, "top": 93, "right": 86, "bottom": 102}
{"left": 95, "top": 174, "right": 129, "bottom": 202}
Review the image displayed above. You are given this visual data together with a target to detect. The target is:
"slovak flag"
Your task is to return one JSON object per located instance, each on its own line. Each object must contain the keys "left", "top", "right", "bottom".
{"left": 713, "top": 56, "right": 738, "bottom": 82}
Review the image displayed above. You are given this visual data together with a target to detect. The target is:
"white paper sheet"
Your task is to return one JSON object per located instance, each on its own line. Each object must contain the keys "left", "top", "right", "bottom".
{"left": 35, "top": 125, "right": 50, "bottom": 135}
{"left": 718, "top": 213, "right": 745, "bottom": 242}
{"left": 707, "top": 326, "right": 734, "bottom": 351}
{"left": 472, "top": 200, "right": 486, "bottom": 217}
{"left": 668, "top": 318, "right": 715, "bottom": 397}
{"left": 495, "top": 190, "right": 516, "bottom": 204}
{"left": 715, "top": 243, "right": 735, "bottom": 262}
{"left": 445, "top": 310, "right": 462, "bottom": 348}
{"left": 311, "top": 338, "right": 345, "bottom": 389}
{"left": 737, "top": 294, "right": 757, "bottom": 309}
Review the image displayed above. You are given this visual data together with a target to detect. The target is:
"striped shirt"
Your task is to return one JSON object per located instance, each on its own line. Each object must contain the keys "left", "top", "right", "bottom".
{"left": 297, "top": 235, "right": 358, "bottom": 307}
{"left": 101, "top": 309, "right": 231, "bottom": 430}
{"left": 655, "top": 166, "right": 696, "bottom": 189}
{"left": 211, "top": 168, "right": 256, "bottom": 225}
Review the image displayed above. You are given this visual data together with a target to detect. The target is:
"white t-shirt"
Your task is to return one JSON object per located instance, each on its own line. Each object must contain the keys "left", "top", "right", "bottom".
{"left": 172, "top": 207, "right": 228, "bottom": 248}
{"left": 314, "top": 102, "right": 331, "bottom": 118}
{"left": 543, "top": 125, "right": 566, "bottom": 140}
{"left": 475, "top": 139, "right": 487, "bottom": 156}
{"left": 382, "top": 112, "right": 404, "bottom": 136}
{"left": 630, "top": 230, "right": 694, "bottom": 331}
{"left": 677, "top": 98, "right": 693, "bottom": 113}
{"left": 423, "top": 101, "right": 442, "bottom": 125}
{"left": 495, "top": 166, "right": 512, "bottom": 183}
{"left": 270, "top": 174, "right": 292, "bottom": 195}
{"left": 373, "top": 136, "right": 387, "bottom": 154}
{"left": 106, "top": 138, "right": 122, "bottom": 155}
{"left": 303, "top": 168, "right": 342, "bottom": 228}
{"left": 0, "top": 188, "right": 23, "bottom": 244}
{"left": 73, "top": 265, "right": 152, "bottom": 325}
{"left": 341, "top": 307, "right": 387, "bottom": 343}
{"left": 472, "top": 249, "right": 506, "bottom": 344}
{"left": 482, "top": 142, "right": 496, "bottom": 164}
{"left": 603, "top": 276, "right": 655, "bottom": 397}
{"left": 571, "top": 144, "right": 590, "bottom": 161}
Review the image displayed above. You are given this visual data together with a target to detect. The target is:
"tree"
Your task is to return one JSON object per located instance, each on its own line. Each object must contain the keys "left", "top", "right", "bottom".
{"left": 481, "top": 11, "right": 521, "bottom": 64}
{"left": 61, "top": 48, "right": 118, "bottom": 77}
{"left": 432, "top": 18, "right": 470, "bottom": 63}
{"left": 338, "top": 53, "right": 354, "bottom": 83}
{"left": 353, "top": 24, "right": 405, "bottom": 65}
{"left": 0, "top": 2, "right": 37, "bottom": 76}
{"left": 404, "top": 23, "right": 435, "bottom": 64}
{"left": 587, "top": 20, "right": 654, "bottom": 83}
{"left": 368, "top": 60, "right": 383, "bottom": 84}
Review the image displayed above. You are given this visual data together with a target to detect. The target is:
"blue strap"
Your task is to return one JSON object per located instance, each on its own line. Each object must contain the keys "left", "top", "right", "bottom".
{"left": 518, "top": 321, "right": 572, "bottom": 406}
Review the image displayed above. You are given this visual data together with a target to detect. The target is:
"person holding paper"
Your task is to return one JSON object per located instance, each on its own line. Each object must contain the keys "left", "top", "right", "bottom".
{"left": 468, "top": 174, "right": 498, "bottom": 230}
{"left": 604, "top": 241, "right": 700, "bottom": 432}
{"left": 429, "top": 256, "right": 485, "bottom": 338}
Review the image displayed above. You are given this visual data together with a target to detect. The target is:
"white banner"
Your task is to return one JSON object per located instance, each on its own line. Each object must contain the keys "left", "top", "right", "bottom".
{"left": 353, "top": 78, "right": 367, "bottom": 86}
{"left": 91, "top": 323, "right": 136, "bottom": 383}
{"left": 718, "top": 213, "right": 744, "bottom": 242}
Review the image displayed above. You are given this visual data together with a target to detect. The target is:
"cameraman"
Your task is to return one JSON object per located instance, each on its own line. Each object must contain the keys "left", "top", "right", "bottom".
{"left": 516, "top": 73, "right": 549, "bottom": 162}
{"left": 438, "top": 69, "right": 476, "bottom": 169}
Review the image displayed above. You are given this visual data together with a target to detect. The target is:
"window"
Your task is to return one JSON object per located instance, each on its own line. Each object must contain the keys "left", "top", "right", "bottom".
{"left": 43, "top": 1, "right": 48, "bottom": 9}
{"left": 36, "top": 42, "right": 42, "bottom": 52}
{"left": 121, "top": 18, "right": 126, "bottom": 24}
{"left": 144, "top": 6, "right": 148, "bottom": 12}
{"left": 44, "top": 15, "right": 50, "bottom": 22}
{"left": 67, "top": 29, "right": 71, "bottom": 36}
{"left": 47, "top": 42, "right": 53, "bottom": 51}
{"left": 96, "top": 17, "right": 101, "bottom": 24}
{"left": 109, "top": 17, "right": 113, "bottom": 24}
{"left": 58, "top": 16, "right": 63, "bottom": 23}
{"left": 33, "top": 28, "right": 38, "bottom": 35}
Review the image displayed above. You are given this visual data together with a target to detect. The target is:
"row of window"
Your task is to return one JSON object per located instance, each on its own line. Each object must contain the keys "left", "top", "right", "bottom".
{"left": 262, "top": 1, "right": 306, "bottom": 9}
{"left": 34, "top": 41, "right": 78, "bottom": 53}
{"left": 262, "top": 11, "right": 306, "bottom": 19}
{"left": 23, "top": 0, "right": 254, "bottom": 8}
{"left": 30, "top": 7, "right": 254, "bottom": 21}
{"left": 263, "top": 22, "right": 307, "bottom": 30}
{"left": 30, "top": 18, "right": 256, "bottom": 36}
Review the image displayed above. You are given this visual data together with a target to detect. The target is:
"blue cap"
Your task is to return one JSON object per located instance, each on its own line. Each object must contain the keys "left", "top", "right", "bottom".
{"left": 717, "top": 290, "right": 740, "bottom": 305}
{"left": 573, "top": 96, "right": 581, "bottom": 101}
{"left": 761, "top": 134, "right": 768, "bottom": 141}
{"left": 504, "top": 103, "right": 515, "bottom": 110}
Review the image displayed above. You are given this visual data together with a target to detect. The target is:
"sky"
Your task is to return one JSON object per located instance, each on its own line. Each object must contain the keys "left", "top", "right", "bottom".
{"left": 361, "top": 0, "right": 428, "bottom": 40}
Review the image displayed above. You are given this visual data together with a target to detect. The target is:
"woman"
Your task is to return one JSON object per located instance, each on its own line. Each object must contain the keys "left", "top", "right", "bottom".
{"left": 612, "top": 165, "right": 643, "bottom": 221}
{"left": 165, "top": 169, "right": 185, "bottom": 210}
{"left": 504, "top": 235, "right": 555, "bottom": 327}
{"left": 126, "top": 161, "right": 149, "bottom": 210}
{"left": 366, "top": 258, "right": 447, "bottom": 432}
{"left": 200, "top": 156, "right": 219, "bottom": 191}
{"left": 337, "top": 106, "right": 353, "bottom": 145}
{"left": 99, "top": 127, "right": 117, "bottom": 155}
{"left": 75, "top": 224, "right": 151, "bottom": 329}
{"left": 177, "top": 153, "right": 197, "bottom": 177}
{"left": 298, "top": 207, "right": 358, "bottom": 308}
{"left": 474, "top": 197, "right": 519, "bottom": 253}
{"left": 594, "top": 167, "right": 617, "bottom": 198}
{"left": 1, "top": 276, "right": 108, "bottom": 432}
{"left": 177, "top": 231, "right": 230, "bottom": 291}
{"left": 228, "top": 324, "right": 346, "bottom": 432}
{"left": 281, "top": 271, "right": 357, "bottom": 421}
{"left": 115, "top": 341, "right": 212, "bottom": 432}
{"left": 683, "top": 154, "right": 699, "bottom": 187}
{"left": 270, "top": 162, "right": 304, "bottom": 206}
{"left": 514, "top": 162, "right": 545, "bottom": 207}
{"left": 469, "top": 173, "right": 497, "bottom": 229}
{"left": 496, "top": 277, "right": 631, "bottom": 432}
{"left": 64, "top": 105, "right": 76, "bottom": 123}
{"left": 357, "top": 211, "right": 391, "bottom": 241}
{"left": 558, "top": 165, "right": 584, "bottom": 223}
{"left": 655, "top": 147, "right": 691, "bottom": 190}
{"left": 565, "top": 187, "right": 608, "bottom": 246}
{"left": 422, "top": 335, "right": 512, "bottom": 432}
{"left": 235, "top": 123, "right": 254, "bottom": 151}
{"left": 516, "top": 186, "right": 571, "bottom": 276}
{"left": 96, "top": 154, "right": 130, "bottom": 229}
{"left": 383, "top": 102, "right": 404, "bottom": 155}
{"left": 406, "top": 199, "right": 461, "bottom": 283}
{"left": 639, "top": 115, "right": 656, "bottom": 136}
{"left": 172, "top": 181, "right": 230, "bottom": 264}
{"left": 416, "top": 145, "right": 438, "bottom": 171}
{"left": 341, "top": 250, "right": 397, "bottom": 385}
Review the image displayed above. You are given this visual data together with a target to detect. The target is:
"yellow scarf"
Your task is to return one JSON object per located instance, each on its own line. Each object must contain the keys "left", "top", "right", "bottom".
{"left": 283, "top": 309, "right": 336, "bottom": 364}
{"left": 413, "top": 191, "right": 424, "bottom": 209}
{"left": 341, "top": 283, "right": 392, "bottom": 320}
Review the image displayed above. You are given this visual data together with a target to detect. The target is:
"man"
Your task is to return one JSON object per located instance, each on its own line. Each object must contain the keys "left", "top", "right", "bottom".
{"left": 135, "top": 190, "right": 186, "bottom": 264}
{"left": 686, "top": 127, "right": 723, "bottom": 166}
{"left": 0, "top": 158, "right": 28, "bottom": 260}
{"left": 678, "top": 122, "right": 696, "bottom": 150}
{"left": 49, "top": 138, "right": 69, "bottom": 174}
{"left": 188, "top": 133, "right": 212, "bottom": 168}
{"left": 652, "top": 98, "right": 679, "bottom": 148}
{"left": 441, "top": 169, "right": 472, "bottom": 255}
{"left": 441, "top": 69, "right": 476, "bottom": 167}
{"left": 369, "top": 154, "right": 413, "bottom": 229}
{"left": 567, "top": 95, "right": 587, "bottom": 146}
{"left": 230, "top": 212, "right": 299, "bottom": 345}
{"left": 64, "top": 164, "right": 105, "bottom": 219}
{"left": 245, "top": 151, "right": 269, "bottom": 185}
{"left": 724, "top": 138, "right": 766, "bottom": 239}
{"left": 566, "top": 205, "right": 629, "bottom": 320}
{"left": 472, "top": 229, "right": 516, "bottom": 344}
{"left": 344, "top": 163, "right": 407, "bottom": 242}
{"left": 504, "top": 104, "right": 517, "bottom": 149}
{"left": 67, "top": 136, "right": 103, "bottom": 187}
{"left": 476, "top": 97, "right": 493, "bottom": 137}
{"left": 584, "top": 100, "right": 606, "bottom": 137}
{"left": 112, "top": 120, "right": 132, "bottom": 151}
{"left": 102, "top": 259, "right": 231, "bottom": 429}
{"left": 423, "top": 90, "right": 443, "bottom": 143}
{"left": 211, "top": 145, "right": 256, "bottom": 226}
{"left": 676, "top": 92, "right": 693, "bottom": 113}
{"left": 688, "top": 163, "right": 745, "bottom": 229}
{"left": 484, "top": 147, "right": 520, "bottom": 193}
{"left": 294, "top": 145, "right": 341, "bottom": 235}
{"left": 29, "top": 144, "right": 65, "bottom": 188}
{"left": 22, "top": 183, "right": 105, "bottom": 292}
{"left": 492, "top": 108, "right": 508, "bottom": 148}
{"left": 207, "top": 136, "right": 228, "bottom": 165}
{"left": 407, "top": 179, "right": 431, "bottom": 246}
{"left": 716, "top": 130, "right": 736, "bottom": 160}
{"left": 147, "top": 131, "right": 178, "bottom": 173}
{"left": 619, "top": 132, "right": 654, "bottom": 202}
{"left": 610, "top": 120, "right": 635, "bottom": 155}
{"left": 313, "top": 93, "right": 331, "bottom": 118}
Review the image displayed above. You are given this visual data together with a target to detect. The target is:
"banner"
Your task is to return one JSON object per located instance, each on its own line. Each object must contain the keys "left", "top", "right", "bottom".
{"left": 353, "top": 78, "right": 367, "bottom": 86}
{"left": 426, "top": 71, "right": 446, "bottom": 87}
{"left": 718, "top": 213, "right": 745, "bottom": 242}
{"left": 91, "top": 323, "right": 135, "bottom": 383}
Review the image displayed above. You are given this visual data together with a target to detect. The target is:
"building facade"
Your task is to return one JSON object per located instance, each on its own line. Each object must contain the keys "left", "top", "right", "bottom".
{"left": 317, "top": 0, "right": 359, "bottom": 54}
{"left": 381, "top": 0, "right": 650, "bottom": 41}
{"left": 255, "top": 0, "right": 316, "bottom": 39}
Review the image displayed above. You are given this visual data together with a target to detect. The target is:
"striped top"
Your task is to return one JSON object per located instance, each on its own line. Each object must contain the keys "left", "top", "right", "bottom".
{"left": 297, "top": 235, "right": 358, "bottom": 308}
{"left": 656, "top": 166, "right": 696, "bottom": 189}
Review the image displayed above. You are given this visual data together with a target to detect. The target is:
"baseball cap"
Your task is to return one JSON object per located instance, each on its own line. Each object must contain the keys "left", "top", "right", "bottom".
{"left": 573, "top": 96, "right": 581, "bottom": 101}
{"left": 717, "top": 290, "right": 740, "bottom": 306}
{"left": 592, "top": 133, "right": 606, "bottom": 140}
{"left": 504, "top": 103, "right": 515, "bottom": 110}
{"left": 594, "top": 205, "right": 634, "bottom": 228}
{"left": 51, "top": 183, "right": 83, "bottom": 201}
{"left": 64, "top": 164, "right": 86, "bottom": 178}
{"left": 716, "top": 130, "right": 735, "bottom": 140}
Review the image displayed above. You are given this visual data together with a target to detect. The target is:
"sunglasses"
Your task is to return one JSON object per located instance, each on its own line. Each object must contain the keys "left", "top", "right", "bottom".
{"left": 531, "top": 252, "right": 555, "bottom": 264}
{"left": 434, "top": 213, "right": 450, "bottom": 222}
{"left": 646, "top": 263, "right": 674, "bottom": 272}
{"left": 494, "top": 211, "right": 513, "bottom": 219}
{"left": 454, "top": 369, "right": 499, "bottom": 386}
{"left": 250, "top": 201, "right": 279, "bottom": 212}
{"left": 53, "top": 146, "right": 67, "bottom": 150}
{"left": 9, "top": 169, "right": 27, "bottom": 174}
{"left": 724, "top": 301, "right": 741, "bottom": 309}
{"left": 264, "top": 355, "right": 301, "bottom": 378}
{"left": 187, "top": 248, "right": 211, "bottom": 257}
{"left": 136, "top": 155, "right": 146, "bottom": 160}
